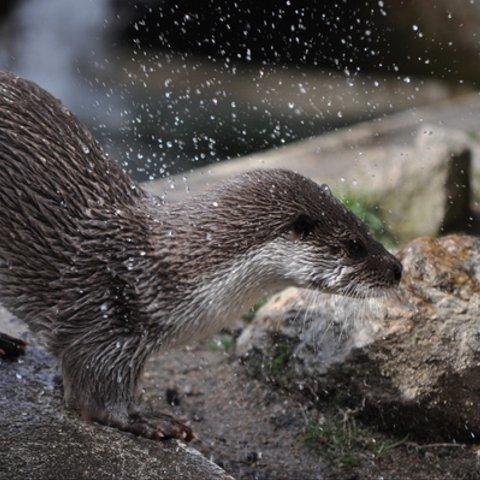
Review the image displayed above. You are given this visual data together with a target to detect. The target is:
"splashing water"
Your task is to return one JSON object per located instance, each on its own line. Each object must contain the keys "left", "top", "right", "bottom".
{"left": 289, "top": 288, "right": 396, "bottom": 356}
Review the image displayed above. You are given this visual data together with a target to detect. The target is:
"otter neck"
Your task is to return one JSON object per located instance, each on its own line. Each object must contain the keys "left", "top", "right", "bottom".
{"left": 150, "top": 237, "right": 293, "bottom": 348}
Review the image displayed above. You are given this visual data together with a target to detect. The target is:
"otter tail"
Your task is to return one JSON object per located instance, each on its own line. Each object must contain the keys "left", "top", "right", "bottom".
{"left": 0, "top": 332, "right": 27, "bottom": 360}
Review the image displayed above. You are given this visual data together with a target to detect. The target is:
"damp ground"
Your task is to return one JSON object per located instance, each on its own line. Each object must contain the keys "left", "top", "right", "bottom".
{"left": 143, "top": 330, "right": 480, "bottom": 480}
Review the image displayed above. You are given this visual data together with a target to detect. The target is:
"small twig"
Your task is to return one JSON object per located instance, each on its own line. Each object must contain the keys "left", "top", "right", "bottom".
{"left": 404, "top": 441, "right": 467, "bottom": 450}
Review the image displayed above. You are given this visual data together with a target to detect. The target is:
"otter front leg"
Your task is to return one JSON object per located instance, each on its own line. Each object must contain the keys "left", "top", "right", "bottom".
{"left": 60, "top": 336, "right": 193, "bottom": 441}
{"left": 0, "top": 331, "right": 27, "bottom": 359}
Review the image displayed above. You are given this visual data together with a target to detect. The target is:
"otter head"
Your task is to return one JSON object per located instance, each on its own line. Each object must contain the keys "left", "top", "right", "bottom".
{"left": 213, "top": 169, "right": 402, "bottom": 299}
{"left": 282, "top": 192, "right": 402, "bottom": 298}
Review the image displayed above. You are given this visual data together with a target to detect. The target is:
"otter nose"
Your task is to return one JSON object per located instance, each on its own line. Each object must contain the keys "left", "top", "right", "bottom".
{"left": 392, "top": 260, "right": 403, "bottom": 284}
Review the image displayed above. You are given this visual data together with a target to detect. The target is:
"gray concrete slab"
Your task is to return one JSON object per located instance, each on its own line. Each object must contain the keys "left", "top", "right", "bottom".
{"left": 0, "top": 310, "right": 234, "bottom": 480}
{"left": 144, "top": 92, "right": 480, "bottom": 201}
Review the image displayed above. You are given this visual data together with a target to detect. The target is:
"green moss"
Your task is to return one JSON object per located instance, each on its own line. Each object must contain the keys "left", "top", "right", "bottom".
{"left": 467, "top": 130, "right": 480, "bottom": 143}
{"left": 242, "top": 297, "right": 268, "bottom": 322}
{"left": 303, "top": 417, "right": 360, "bottom": 451}
{"left": 303, "top": 414, "right": 408, "bottom": 470}
{"left": 373, "top": 436, "right": 409, "bottom": 459}
{"left": 303, "top": 417, "right": 361, "bottom": 468}
{"left": 339, "top": 454, "right": 360, "bottom": 468}
{"left": 265, "top": 339, "right": 293, "bottom": 385}
{"left": 304, "top": 419, "right": 337, "bottom": 445}
{"left": 206, "top": 333, "right": 235, "bottom": 352}
{"left": 245, "top": 335, "right": 296, "bottom": 386}
{"left": 341, "top": 191, "right": 398, "bottom": 247}
{"left": 269, "top": 341, "right": 293, "bottom": 380}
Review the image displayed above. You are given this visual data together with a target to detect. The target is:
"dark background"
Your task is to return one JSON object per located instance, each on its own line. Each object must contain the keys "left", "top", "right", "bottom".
{"left": 0, "top": 0, "right": 476, "bottom": 180}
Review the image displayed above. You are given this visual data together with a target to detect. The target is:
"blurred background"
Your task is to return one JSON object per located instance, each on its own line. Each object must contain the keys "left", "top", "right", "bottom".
{"left": 0, "top": 0, "right": 476, "bottom": 182}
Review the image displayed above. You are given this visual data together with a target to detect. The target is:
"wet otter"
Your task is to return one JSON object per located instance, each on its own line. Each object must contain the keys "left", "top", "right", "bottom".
{"left": 0, "top": 71, "right": 402, "bottom": 441}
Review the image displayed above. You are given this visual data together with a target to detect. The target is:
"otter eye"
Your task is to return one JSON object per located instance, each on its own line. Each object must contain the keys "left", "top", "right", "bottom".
{"left": 345, "top": 239, "right": 367, "bottom": 260}
{"left": 291, "top": 213, "right": 317, "bottom": 240}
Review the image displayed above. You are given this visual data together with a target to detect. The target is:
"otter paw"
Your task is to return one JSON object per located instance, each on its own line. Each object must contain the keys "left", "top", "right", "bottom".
{"left": 126, "top": 412, "right": 195, "bottom": 442}
{"left": 0, "top": 332, "right": 27, "bottom": 360}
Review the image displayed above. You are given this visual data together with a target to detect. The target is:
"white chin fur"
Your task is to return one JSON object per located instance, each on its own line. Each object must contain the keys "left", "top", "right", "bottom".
{"left": 165, "top": 238, "right": 368, "bottom": 346}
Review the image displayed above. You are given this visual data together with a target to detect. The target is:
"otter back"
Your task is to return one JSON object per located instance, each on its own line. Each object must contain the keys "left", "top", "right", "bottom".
{"left": 0, "top": 71, "right": 146, "bottom": 337}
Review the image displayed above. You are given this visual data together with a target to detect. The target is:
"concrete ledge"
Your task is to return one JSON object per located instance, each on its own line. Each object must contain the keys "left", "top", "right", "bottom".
{"left": 144, "top": 92, "right": 480, "bottom": 201}
{"left": 0, "top": 310, "right": 234, "bottom": 480}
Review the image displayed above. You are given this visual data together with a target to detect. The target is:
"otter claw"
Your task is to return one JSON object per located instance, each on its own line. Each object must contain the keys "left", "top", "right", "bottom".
{"left": 126, "top": 412, "right": 194, "bottom": 442}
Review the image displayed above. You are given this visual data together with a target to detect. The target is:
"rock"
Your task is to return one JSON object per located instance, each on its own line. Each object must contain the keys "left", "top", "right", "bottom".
{"left": 339, "top": 126, "right": 480, "bottom": 241}
{"left": 237, "top": 234, "right": 480, "bottom": 442}
{"left": 0, "top": 311, "right": 234, "bottom": 480}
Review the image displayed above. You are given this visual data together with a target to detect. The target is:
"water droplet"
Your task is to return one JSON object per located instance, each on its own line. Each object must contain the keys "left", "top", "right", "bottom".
{"left": 321, "top": 184, "right": 332, "bottom": 195}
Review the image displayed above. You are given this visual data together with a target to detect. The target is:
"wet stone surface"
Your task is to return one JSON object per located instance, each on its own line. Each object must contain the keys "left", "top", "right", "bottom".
{"left": 0, "top": 313, "right": 233, "bottom": 480}
{"left": 142, "top": 319, "right": 480, "bottom": 480}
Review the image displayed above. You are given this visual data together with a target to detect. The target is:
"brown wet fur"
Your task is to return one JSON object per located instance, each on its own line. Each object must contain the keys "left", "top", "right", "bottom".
{"left": 0, "top": 71, "right": 401, "bottom": 442}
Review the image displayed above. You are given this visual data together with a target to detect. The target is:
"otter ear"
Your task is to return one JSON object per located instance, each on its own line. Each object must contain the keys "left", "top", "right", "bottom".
{"left": 289, "top": 213, "right": 317, "bottom": 241}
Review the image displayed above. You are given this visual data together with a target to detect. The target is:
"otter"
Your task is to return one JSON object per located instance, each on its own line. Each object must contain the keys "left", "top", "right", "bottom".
{"left": 0, "top": 71, "right": 402, "bottom": 441}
